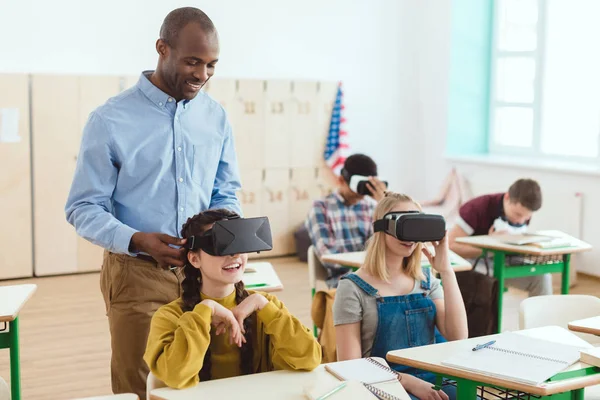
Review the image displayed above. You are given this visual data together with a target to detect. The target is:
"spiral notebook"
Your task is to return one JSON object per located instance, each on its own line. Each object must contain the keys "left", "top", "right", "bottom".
{"left": 442, "top": 332, "right": 583, "bottom": 385}
{"left": 324, "top": 357, "right": 400, "bottom": 384}
{"left": 303, "top": 380, "right": 404, "bottom": 400}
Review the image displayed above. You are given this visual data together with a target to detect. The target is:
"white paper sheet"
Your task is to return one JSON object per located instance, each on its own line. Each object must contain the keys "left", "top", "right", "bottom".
{"left": 0, "top": 108, "right": 21, "bottom": 143}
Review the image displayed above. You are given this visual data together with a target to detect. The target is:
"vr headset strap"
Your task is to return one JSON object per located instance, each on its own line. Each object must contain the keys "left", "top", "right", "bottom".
{"left": 373, "top": 220, "right": 388, "bottom": 233}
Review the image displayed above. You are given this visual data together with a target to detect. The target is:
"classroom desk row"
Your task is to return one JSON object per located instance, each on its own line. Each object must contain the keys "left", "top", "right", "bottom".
{"left": 143, "top": 325, "right": 600, "bottom": 400}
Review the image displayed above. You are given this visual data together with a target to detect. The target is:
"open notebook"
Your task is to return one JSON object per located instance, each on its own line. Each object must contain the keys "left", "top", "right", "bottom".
{"left": 324, "top": 357, "right": 399, "bottom": 384}
{"left": 442, "top": 332, "right": 584, "bottom": 385}
{"left": 494, "top": 234, "right": 573, "bottom": 248}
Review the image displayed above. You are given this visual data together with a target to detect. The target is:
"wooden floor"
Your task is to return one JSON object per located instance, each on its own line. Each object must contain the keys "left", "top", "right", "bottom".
{"left": 1, "top": 257, "right": 599, "bottom": 400}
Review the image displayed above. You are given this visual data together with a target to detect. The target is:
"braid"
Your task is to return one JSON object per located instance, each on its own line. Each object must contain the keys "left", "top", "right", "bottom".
{"left": 178, "top": 208, "right": 242, "bottom": 382}
{"left": 235, "top": 281, "right": 254, "bottom": 375}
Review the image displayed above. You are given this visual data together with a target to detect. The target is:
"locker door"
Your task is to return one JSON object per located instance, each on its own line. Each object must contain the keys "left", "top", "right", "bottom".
{"left": 204, "top": 79, "right": 236, "bottom": 113}
{"left": 0, "top": 74, "right": 33, "bottom": 279}
{"left": 289, "top": 168, "right": 319, "bottom": 244}
{"left": 262, "top": 169, "right": 291, "bottom": 256}
{"left": 264, "top": 80, "right": 292, "bottom": 169}
{"left": 237, "top": 169, "right": 263, "bottom": 218}
{"left": 234, "top": 80, "right": 265, "bottom": 170}
{"left": 317, "top": 167, "right": 337, "bottom": 197}
{"left": 32, "top": 75, "right": 80, "bottom": 276}
{"left": 123, "top": 75, "right": 139, "bottom": 91}
{"left": 76, "top": 76, "right": 121, "bottom": 272}
{"left": 290, "top": 82, "right": 319, "bottom": 168}
{"left": 317, "top": 82, "right": 339, "bottom": 169}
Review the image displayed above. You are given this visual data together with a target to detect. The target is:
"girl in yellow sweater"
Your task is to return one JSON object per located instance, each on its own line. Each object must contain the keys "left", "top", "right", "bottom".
{"left": 144, "top": 209, "right": 321, "bottom": 389}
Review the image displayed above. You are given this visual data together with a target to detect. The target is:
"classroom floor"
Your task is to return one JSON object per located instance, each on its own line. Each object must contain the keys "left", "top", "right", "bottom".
{"left": 1, "top": 257, "right": 600, "bottom": 400}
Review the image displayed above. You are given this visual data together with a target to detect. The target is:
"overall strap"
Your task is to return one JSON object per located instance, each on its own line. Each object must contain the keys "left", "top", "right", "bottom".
{"left": 420, "top": 266, "right": 432, "bottom": 291}
{"left": 341, "top": 273, "right": 379, "bottom": 297}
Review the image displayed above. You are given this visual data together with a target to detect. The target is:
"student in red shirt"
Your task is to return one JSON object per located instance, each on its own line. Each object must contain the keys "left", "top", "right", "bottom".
{"left": 448, "top": 179, "right": 551, "bottom": 296}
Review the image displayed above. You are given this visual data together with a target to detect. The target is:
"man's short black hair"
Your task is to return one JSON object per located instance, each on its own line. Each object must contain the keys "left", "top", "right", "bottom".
{"left": 508, "top": 178, "right": 542, "bottom": 211}
{"left": 160, "top": 7, "right": 216, "bottom": 47}
{"left": 342, "top": 154, "right": 378, "bottom": 179}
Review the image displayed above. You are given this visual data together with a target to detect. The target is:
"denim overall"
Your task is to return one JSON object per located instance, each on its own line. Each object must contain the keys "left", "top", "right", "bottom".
{"left": 342, "top": 267, "right": 457, "bottom": 400}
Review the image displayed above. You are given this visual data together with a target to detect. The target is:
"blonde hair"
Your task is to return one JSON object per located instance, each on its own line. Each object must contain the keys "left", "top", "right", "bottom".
{"left": 363, "top": 192, "right": 425, "bottom": 282}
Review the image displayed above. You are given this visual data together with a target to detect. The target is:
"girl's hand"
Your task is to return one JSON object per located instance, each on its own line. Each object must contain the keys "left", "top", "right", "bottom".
{"left": 403, "top": 374, "right": 449, "bottom": 400}
{"left": 231, "top": 294, "right": 269, "bottom": 334}
{"left": 201, "top": 299, "right": 245, "bottom": 347}
{"left": 422, "top": 233, "right": 451, "bottom": 274}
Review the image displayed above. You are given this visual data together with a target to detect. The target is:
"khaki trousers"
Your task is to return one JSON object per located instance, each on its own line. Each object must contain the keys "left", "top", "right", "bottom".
{"left": 100, "top": 251, "right": 183, "bottom": 400}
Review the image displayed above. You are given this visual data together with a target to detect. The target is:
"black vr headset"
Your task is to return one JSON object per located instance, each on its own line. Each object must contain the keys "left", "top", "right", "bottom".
{"left": 185, "top": 216, "right": 273, "bottom": 256}
{"left": 373, "top": 211, "right": 446, "bottom": 242}
{"left": 341, "top": 168, "right": 388, "bottom": 196}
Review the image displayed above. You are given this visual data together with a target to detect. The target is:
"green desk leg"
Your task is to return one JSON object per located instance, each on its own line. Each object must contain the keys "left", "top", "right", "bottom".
{"left": 562, "top": 254, "right": 571, "bottom": 295}
{"left": 455, "top": 377, "right": 479, "bottom": 400}
{"left": 494, "top": 252, "right": 506, "bottom": 333}
{"left": 311, "top": 288, "right": 318, "bottom": 338}
{"left": 571, "top": 388, "right": 584, "bottom": 400}
{"left": 10, "top": 317, "right": 21, "bottom": 400}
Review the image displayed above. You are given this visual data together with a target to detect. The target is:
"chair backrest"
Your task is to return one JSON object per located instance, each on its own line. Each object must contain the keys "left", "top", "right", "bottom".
{"left": 307, "top": 245, "right": 327, "bottom": 293}
{"left": 146, "top": 371, "right": 167, "bottom": 400}
{"left": 0, "top": 377, "right": 9, "bottom": 400}
{"left": 519, "top": 294, "right": 600, "bottom": 344}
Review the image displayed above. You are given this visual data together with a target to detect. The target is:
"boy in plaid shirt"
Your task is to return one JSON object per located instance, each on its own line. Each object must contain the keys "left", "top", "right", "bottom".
{"left": 305, "top": 154, "right": 387, "bottom": 288}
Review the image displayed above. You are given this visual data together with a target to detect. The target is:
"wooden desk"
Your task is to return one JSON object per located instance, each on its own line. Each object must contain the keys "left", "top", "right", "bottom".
{"left": 387, "top": 326, "right": 600, "bottom": 399}
{"left": 321, "top": 249, "right": 472, "bottom": 272}
{"left": 456, "top": 230, "right": 592, "bottom": 332}
{"left": 243, "top": 262, "right": 283, "bottom": 292}
{"left": 569, "top": 316, "right": 600, "bottom": 336}
{"left": 0, "top": 284, "right": 37, "bottom": 400}
{"left": 149, "top": 357, "right": 410, "bottom": 400}
{"left": 72, "top": 394, "right": 139, "bottom": 400}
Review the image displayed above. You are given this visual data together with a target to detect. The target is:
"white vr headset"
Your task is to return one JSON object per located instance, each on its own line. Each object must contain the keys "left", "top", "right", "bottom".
{"left": 348, "top": 174, "right": 389, "bottom": 196}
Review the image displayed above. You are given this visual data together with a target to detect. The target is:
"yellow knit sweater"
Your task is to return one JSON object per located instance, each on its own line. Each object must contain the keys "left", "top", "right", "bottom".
{"left": 144, "top": 290, "right": 322, "bottom": 389}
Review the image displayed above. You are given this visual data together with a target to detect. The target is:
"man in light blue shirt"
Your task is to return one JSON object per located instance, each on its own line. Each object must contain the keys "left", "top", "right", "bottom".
{"left": 65, "top": 7, "right": 241, "bottom": 398}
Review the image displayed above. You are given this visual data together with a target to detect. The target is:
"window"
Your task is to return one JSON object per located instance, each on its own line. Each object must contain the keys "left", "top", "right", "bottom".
{"left": 490, "top": 0, "right": 600, "bottom": 160}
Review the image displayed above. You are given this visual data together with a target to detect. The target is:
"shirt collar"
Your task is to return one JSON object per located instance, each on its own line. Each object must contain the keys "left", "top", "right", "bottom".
{"left": 137, "top": 70, "right": 178, "bottom": 109}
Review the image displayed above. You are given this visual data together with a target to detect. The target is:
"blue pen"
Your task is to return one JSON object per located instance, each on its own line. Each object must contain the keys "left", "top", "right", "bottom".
{"left": 472, "top": 340, "right": 496, "bottom": 351}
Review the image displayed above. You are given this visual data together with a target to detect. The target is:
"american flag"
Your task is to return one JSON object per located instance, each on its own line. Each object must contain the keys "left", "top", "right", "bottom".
{"left": 324, "top": 82, "right": 349, "bottom": 175}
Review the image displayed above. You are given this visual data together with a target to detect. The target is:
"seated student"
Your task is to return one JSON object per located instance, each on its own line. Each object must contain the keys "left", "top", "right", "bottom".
{"left": 448, "top": 178, "right": 551, "bottom": 297}
{"left": 144, "top": 209, "right": 321, "bottom": 389}
{"left": 305, "top": 154, "right": 388, "bottom": 288}
{"left": 333, "top": 193, "right": 468, "bottom": 400}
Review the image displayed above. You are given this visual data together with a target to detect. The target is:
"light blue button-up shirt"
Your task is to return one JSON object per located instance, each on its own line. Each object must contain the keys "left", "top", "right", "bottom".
{"left": 65, "top": 71, "right": 242, "bottom": 255}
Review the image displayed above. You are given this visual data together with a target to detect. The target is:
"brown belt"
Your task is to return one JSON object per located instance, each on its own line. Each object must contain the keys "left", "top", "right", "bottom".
{"left": 134, "top": 254, "right": 181, "bottom": 271}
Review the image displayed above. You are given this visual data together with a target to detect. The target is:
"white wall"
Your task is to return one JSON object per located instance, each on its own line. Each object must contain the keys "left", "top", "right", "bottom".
{"left": 0, "top": 0, "right": 415, "bottom": 191}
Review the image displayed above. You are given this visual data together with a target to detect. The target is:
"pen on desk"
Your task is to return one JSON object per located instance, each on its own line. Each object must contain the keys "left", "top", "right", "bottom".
{"left": 472, "top": 340, "right": 496, "bottom": 351}
{"left": 245, "top": 283, "right": 267, "bottom": 288}
{"left": 316, "top": 381, "right": 347, "bottom": 400}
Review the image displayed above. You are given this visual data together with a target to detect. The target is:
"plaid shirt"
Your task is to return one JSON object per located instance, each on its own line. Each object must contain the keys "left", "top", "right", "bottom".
{"left": 305, "top": 191, "right": 376, "bottom": 287}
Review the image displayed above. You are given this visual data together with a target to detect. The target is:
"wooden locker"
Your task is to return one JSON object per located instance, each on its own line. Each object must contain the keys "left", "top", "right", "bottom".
{"left": 233, "top": 80, "right": 265, "bottom": 170}
{"left": 204, "top": 79, "right": 236, "bottom": 112}
{"left": 290, "top": 81, "right": 319, "bottom": 168}
{"left": 264, "top": 81, "right": 292, "bottom": 169}
{"left": 76, "top": 76, "right": 121, "bottom": 272}
{"left": 317, "top": 82, "right": 339, "bottom": 169}
{"left": 32, "top": 75, "right": 80, "bottom": 276}
{"left": 317, "top": 167, "right": 337, "bottom": 197}
{"left": 0, "top": 74, "right": 33, "bottom": 279}
{"left": 289, "top": 168, "right": 320, "bottom": 242}
{"left": 237, "top": 169, "right": 263, "bottom": 218}
{"left": 262, "top": 169, "right": 292, "bottom": 256}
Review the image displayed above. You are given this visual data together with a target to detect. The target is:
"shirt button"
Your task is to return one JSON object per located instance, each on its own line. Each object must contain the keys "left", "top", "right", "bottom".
{"left": 168, "top": 97, "right": 174, "bottom": 102}
{"left": 178, "top": 178, "right": 183, "bottom": 183}
{"left": 159, "top": 102, "right": 163, "bottom": 106}
{"left": 177, "top": 146, "right": 182, "bottom": 152}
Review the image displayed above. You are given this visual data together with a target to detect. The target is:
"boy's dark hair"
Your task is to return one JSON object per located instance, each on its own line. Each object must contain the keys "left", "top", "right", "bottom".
{"left": 508, "top": 179, "right": 542, "bottom": 211}
{"left": 343, "top": 154, "right": 378, "bottom": 178}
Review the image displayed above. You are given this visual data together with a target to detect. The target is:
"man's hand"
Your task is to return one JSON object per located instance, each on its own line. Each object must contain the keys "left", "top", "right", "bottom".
{"left": 366, "top": 176, "right": 387, "bottom": 202}
{"left": 129, "top": 232, "right": 187, "bottom": 267}
{"left": 488, "top": 226, "right": 508, "bottom": 236}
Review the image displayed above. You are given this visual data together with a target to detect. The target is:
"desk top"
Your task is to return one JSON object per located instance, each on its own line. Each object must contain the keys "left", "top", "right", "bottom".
{"left": 321, "top": 249, "right": 472, "bottom": 272}
{"left": 569, "top": 316, "right": 600, "bottom": 336}
{"left": 243, "top": 262, "right": 283, "bottom": 293}
{"left": 387, "top": 325, "right": 600, "bottom": 396}
{"left": 455, "top": 230, "right": 592, "bottom": 256}
{"left": 0, "top": 284, "right": 37, "bottom": 322}
{"left": 149, "top": 357, "right": 410, "bottom": 400}
{"left": 71, "top": 394, "right": 138, "bottom": 400}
